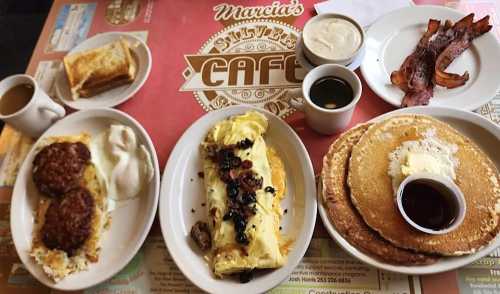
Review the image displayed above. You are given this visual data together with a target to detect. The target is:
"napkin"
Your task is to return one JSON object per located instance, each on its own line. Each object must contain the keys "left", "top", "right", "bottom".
{"left": 314, "top": 0, "right": 414, "bottom": 27}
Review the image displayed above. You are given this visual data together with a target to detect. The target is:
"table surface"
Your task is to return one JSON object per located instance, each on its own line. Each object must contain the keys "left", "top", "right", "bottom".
{"left": 0, "top": 0, "right": 499, "bottom": 293}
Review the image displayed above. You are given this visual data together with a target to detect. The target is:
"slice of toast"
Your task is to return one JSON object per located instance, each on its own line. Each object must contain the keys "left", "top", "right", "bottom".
{"left": 63, "top": 39, "right": 136, "bottom": 100}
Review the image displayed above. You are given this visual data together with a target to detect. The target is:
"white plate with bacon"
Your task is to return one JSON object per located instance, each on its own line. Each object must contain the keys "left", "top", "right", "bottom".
{"left": 361, "top": 5, "right": 500, "bottom": 110}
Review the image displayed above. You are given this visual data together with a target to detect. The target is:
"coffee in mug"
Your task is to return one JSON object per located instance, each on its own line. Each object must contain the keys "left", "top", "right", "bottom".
{"left": 0, "top": 83, "right": 34, "bottom": 115}
{"left": 0, "top": 74, "right": 65, "bottom": 137}
{"left": 289, "top": 64, "right": 362, "bottom": 135}
{"left": 309, "top": 76, "right": 353, "bottom": 110}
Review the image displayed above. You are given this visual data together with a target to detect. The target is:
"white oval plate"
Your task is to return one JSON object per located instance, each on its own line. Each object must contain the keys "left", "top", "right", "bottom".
{"left": 360, "top": 5, "right": 500, "bottom": 110}
{"left": 55, "top": 32, "right": 152, "bottom": 109}
{"left": 159, "top": 105, "right": 317, "bottom": 293}
{"left": 296, "top": 34, "right": 366, "bottom": 72}
{"left": 318, "top": 106, "right": 500, "bottom": 275}
{"left": 10, "top": 108, "right": 160, "bottom": 290}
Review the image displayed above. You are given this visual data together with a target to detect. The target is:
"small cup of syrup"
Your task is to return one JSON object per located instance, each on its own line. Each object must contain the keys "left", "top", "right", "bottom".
{"left": 396, "top": 173, "right": 466, "bottom": 235}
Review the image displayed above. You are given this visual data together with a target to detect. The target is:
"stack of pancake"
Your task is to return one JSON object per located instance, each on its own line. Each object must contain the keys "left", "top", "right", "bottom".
{"left": 320, "top": 115, "right": 500, "bottom": 265}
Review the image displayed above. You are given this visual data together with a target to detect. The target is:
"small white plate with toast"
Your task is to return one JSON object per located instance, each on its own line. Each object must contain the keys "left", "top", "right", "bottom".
{"left": 55, "top": 32, "right": 152, "bottom": 110}
{"left": 10, "top": 108, "right": 160, "bottom": 290}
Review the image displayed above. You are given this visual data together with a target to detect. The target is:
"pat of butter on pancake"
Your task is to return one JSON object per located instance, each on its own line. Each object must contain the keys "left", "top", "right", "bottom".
{"left": 388, "top": 128, "right": 458, "bottom": 193}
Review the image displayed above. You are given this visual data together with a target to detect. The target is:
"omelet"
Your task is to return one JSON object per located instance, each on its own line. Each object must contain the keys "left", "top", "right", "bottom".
{"left": 30, "top": 133, "right": 109, "bottom": 282}
{"left": 201, "top": 111, "right": 288, "bottom": 277}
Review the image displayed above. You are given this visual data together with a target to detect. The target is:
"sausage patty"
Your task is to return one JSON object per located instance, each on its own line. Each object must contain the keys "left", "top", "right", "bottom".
{"left": 33, "top": 142, "right": 91, "bottom": 197}
{"left": 41, "top": 187, "right": 94, "bottom": 256}
{"left": 190, "top": 221, "right": 211, "bottom": 251}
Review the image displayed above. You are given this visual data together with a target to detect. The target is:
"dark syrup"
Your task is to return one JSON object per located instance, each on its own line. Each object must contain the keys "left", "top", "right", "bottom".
{"left": 309, "top": 76, "right": 353, "bottom": 109}
{"left": 401, "top": 181, "right": 457, "bottom": 231}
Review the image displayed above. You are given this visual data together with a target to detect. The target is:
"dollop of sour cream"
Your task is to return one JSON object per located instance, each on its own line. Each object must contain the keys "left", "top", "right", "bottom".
{"left": 304, "top": 17, "right": 362, "bottom": 60}
{"left": 91, "top": 124, "right": 154, "bottom": 206}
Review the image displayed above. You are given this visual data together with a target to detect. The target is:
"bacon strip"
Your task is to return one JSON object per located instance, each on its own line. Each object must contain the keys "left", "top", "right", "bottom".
{"left": 401, "top": 86, "right": 434, "bottom": 107}
{"left": 434, "top": 15, "right": 492, "bottom": 89}
{"left": 391, "top": 19, "right": 440, "bottom": 93}
{"left": 434, "top": 33, "right": 471, "bottom": 88}
{"left": 429, "top": 14, "right": 473, "bottom": 54}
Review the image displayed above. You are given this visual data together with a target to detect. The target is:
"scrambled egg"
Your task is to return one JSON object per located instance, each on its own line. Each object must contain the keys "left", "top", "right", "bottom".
{"left": 201, "top": 111, "right": 288, "bottom": 277}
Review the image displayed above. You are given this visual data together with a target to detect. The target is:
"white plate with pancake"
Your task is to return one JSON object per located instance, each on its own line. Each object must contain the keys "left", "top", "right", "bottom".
{"left": 55, "top": 32, "right": 152, "bottom": 110}
{"left": 10, "top": 108, "right": 160, "bottom": 290}
{"left": 318, "top": 106, "right": 500, "bottom": 274}
{"left": 159, "top": 105, "right": 317, "bottom": 293}
{"left": 360, "top": 5, "right": 500, "bottom": 110}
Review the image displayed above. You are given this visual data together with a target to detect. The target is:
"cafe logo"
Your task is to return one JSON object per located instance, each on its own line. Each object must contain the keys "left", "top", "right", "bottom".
{"left": 180, "top": 0, "right": 306, "bottom": 117}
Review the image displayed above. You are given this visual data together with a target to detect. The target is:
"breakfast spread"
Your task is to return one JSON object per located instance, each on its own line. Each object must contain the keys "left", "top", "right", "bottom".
{"left": 391, "top": 14, "right": 492, "bottom": 107}
{"left": 90, "top": 124, "right": 154, "bottom": 203}
{"left": 5, "top": 2, "right": 500, "bottom": 292}
{"left": 303, "top": 15, "right": 362, "bottom": 62}
{"left": 63, "top": 39, "right": 137, "bottom": 100}
{"left": 194, "top": 111, "right": 289, "bottom": 282}
{"left": 31, "top": 134, "right": 108, "bottom": 282}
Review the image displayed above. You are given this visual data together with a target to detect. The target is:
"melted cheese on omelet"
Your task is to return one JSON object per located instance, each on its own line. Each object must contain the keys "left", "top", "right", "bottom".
{"left": 201, "top": 111, "right": 287, "bottom": 277}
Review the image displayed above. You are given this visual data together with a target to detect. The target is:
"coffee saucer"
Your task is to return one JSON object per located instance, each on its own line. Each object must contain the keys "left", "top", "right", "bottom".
{"left": 295, "top": 34, "right": 366, "bottom": 72}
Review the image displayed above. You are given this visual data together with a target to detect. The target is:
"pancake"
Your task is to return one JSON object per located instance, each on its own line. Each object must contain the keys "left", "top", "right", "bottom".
{"left": 321, "top": 124, "right": 436, "bottom": 264}
{"left": 348, "top": 115, "right": 500, "bottom": 256}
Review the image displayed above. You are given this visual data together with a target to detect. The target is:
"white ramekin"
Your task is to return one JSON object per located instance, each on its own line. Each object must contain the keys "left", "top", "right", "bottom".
{"left": 396, "top": 172, "right": 466, "bottom": 235}
{"left": 301, "top": 13, "right": 365, "bottom": 66}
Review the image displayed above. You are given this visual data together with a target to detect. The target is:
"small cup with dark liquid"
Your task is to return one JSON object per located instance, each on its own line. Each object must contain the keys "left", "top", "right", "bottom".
{"left": 396, "top": 173, "right": 466, "bottom": 235}
{"left": 289, "top": 64, "right": 362, "bottom": 134}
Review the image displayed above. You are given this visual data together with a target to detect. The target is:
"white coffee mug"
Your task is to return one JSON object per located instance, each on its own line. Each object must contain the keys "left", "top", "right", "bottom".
{"left": 0, "top": 74, "right": 65, "bottom": 137}
{"left": 289, "top": 64, "right": 362, "bottom": 135}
